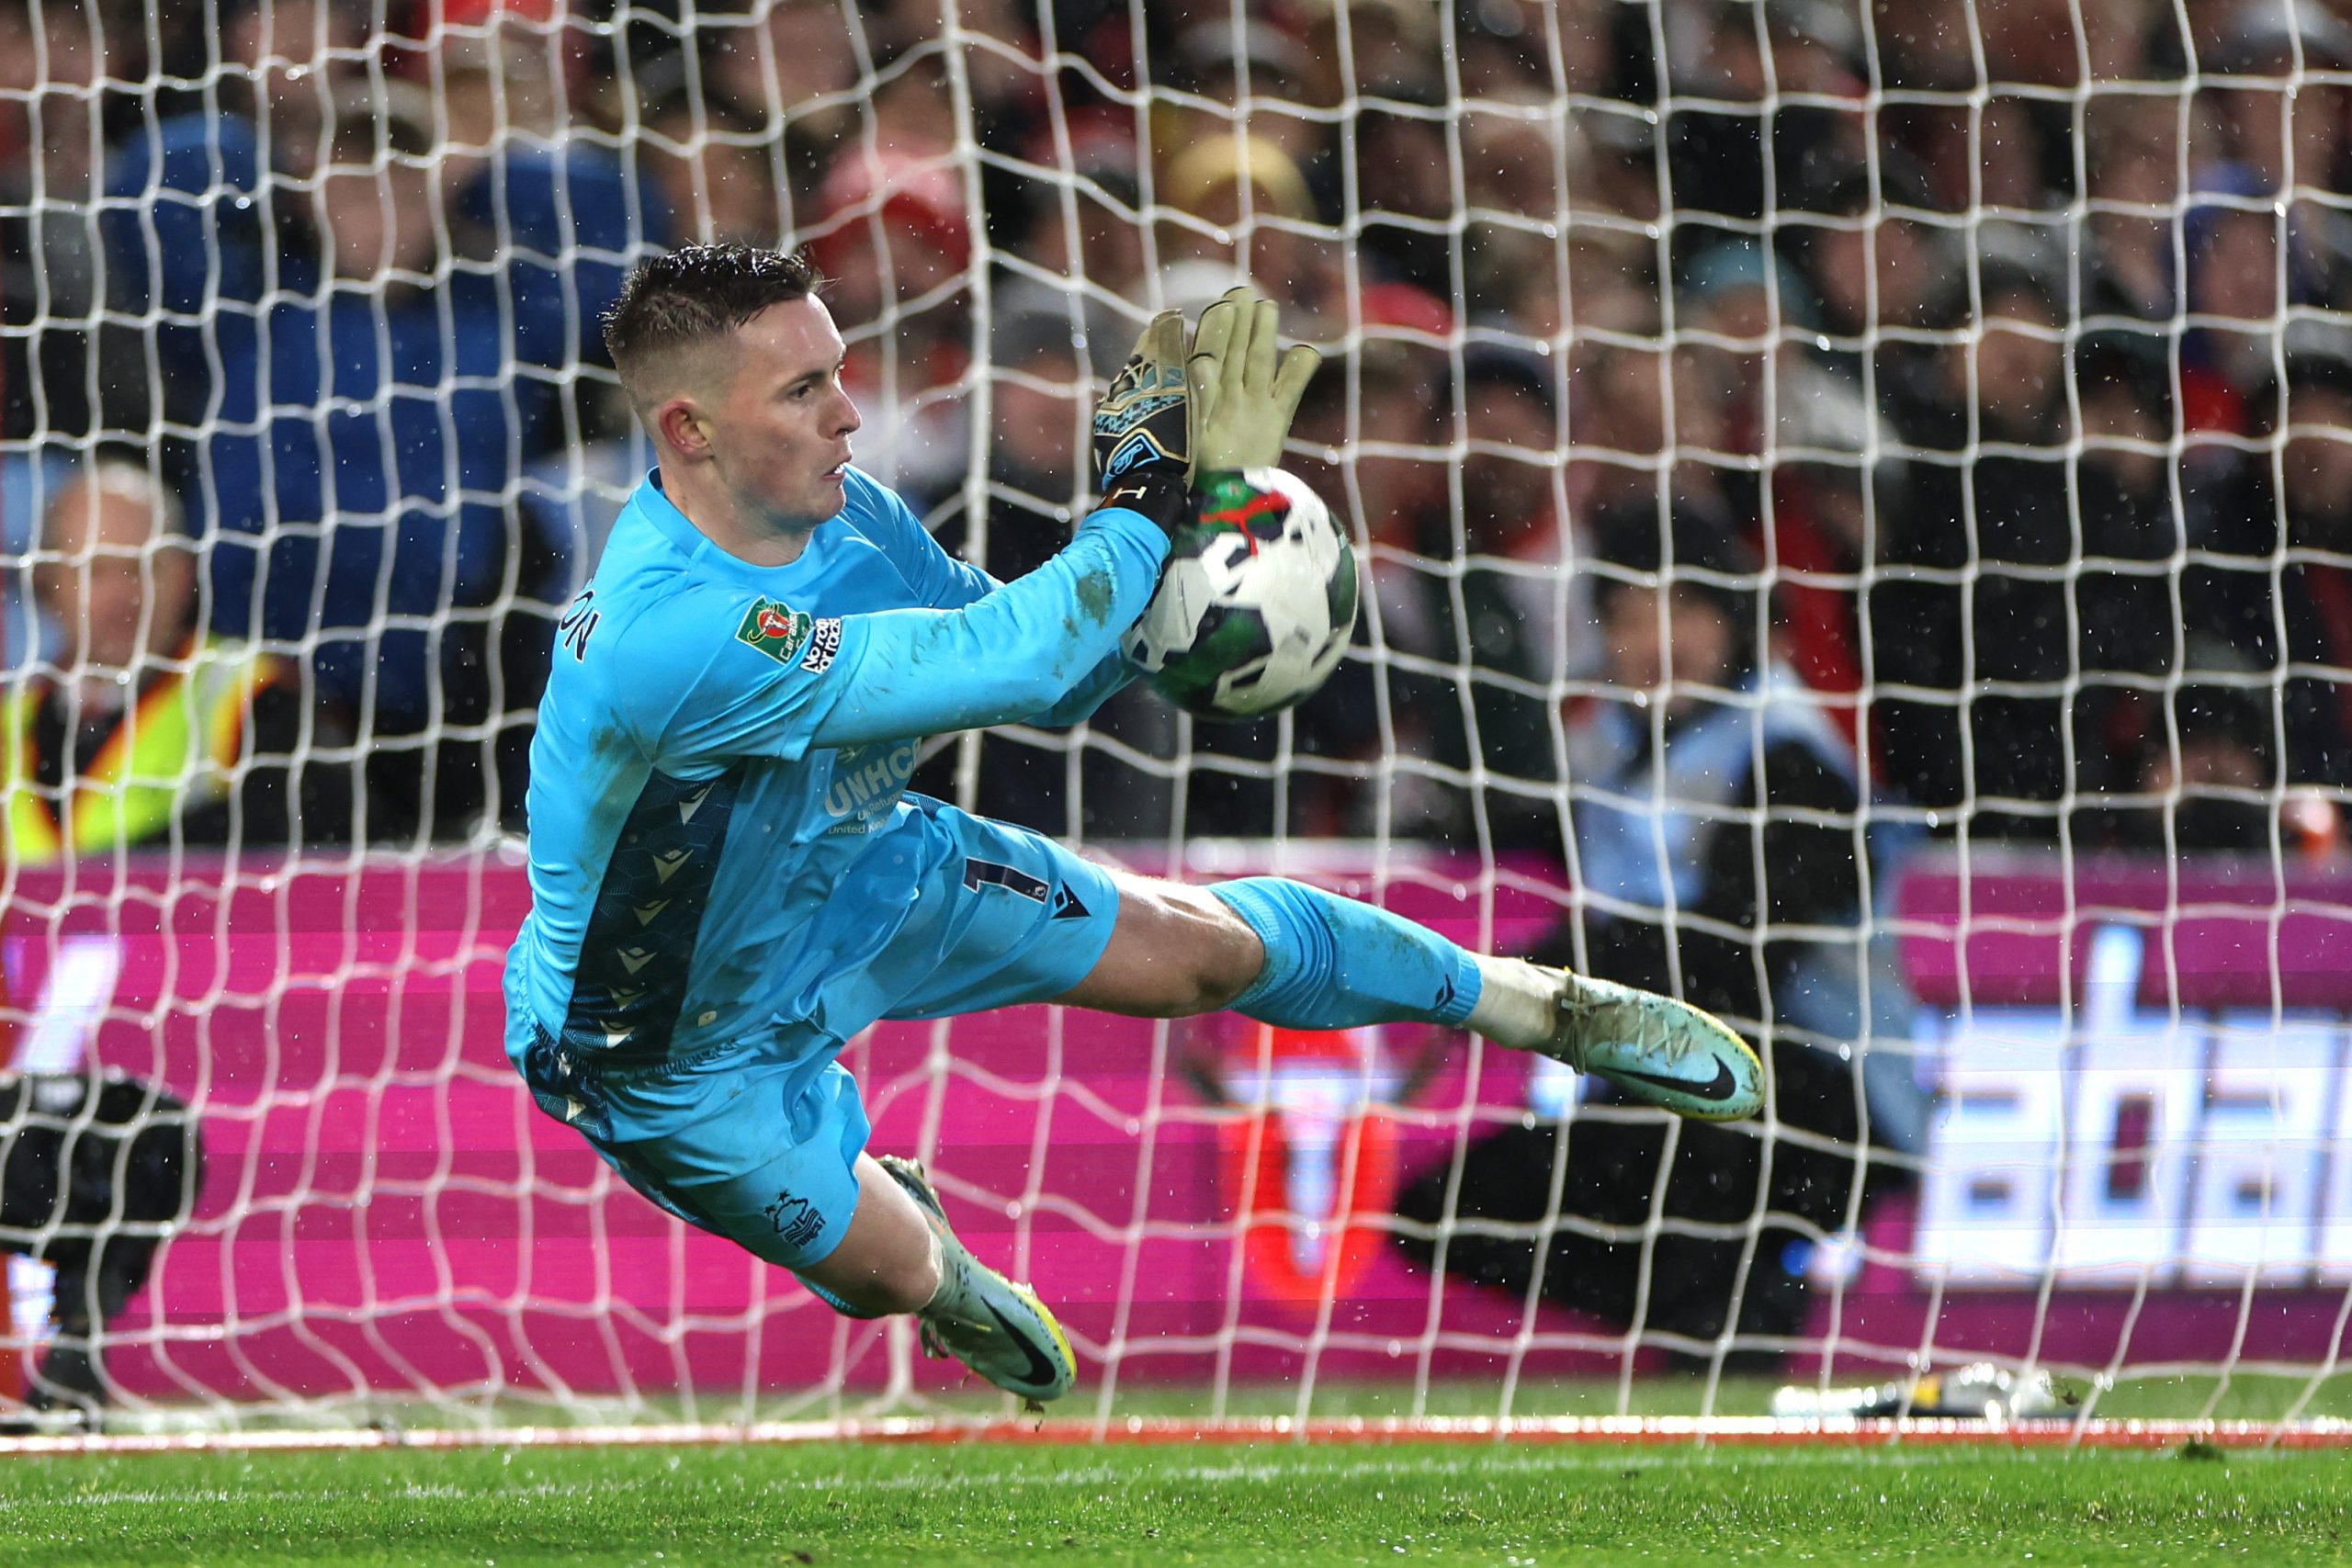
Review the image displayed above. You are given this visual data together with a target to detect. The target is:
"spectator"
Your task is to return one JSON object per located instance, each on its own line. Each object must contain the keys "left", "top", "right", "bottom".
{"left": 96, "top": 0, "right": 372, "bottom": 443}
{"left": 1452, "top": 0, "right": 1620, "bottom": 99}
{"left": 1317, "top": 328, "right": 1449, "bottom": 558}
{"left": 1156, "top": 17, "right": 1326, "bottom": 171}
{"left": 1379, "top": 347, "right": 1581, "bottom": 855}
{"left": 1295, "top": 0, "right": 1444, "bottom": 107}
{"left": 1780, "top": 153, "right": 1948, "bottom": 445}
{"left": 1396, "top": 512, "right": 1909, "bottom": 1361}
{"left": 1766, "top": 469, "right": 1873, "bottom": 749}
{"left": 0, "top": 0, "right": 138, "bottom": 447}
{"left": 1721, "top": 259, "right": 1880, "bottom": 750}
{"left": 2081, "top": 92, "right": 2182, "bottom": 326}
{"left": 1287, "top": 338, "right": 1444, "bottom": 837}
{"left": 808, "top": 98, "right": 978, "bottom": 507}
{"left": 1159, "top": 134, "right": 1345, "bottom": 333}
{"left": 2097, "top": 674, "right": 2281, "bottom": 853}
{"left": 434, "top": 0, "right": 568, "bottom": 155}
{"left": 1672, "top": 238, "right": 1821, "bottom": 513}
{"left": 1659, "top": 0, "right": 1858, "bottom": 273}
{"left": 2196, "top": 0, "right": 2352, "bottom": 196}
{"left": 2181, "top": 168, "right": 2287, "bottom": 436}
{"left": 6, "top": 461, "right": 346, "bottom": 859}
{"left": 2072, "top": 335, "right": 2188, "bottom": 793}
{"left": 1352, "top": 92, "right": 1454, "bottom": 299}
{"left": 2178, "top": 325, "right": 2352, "bottom": 791}
{"left": 1870, "top": 260, "right": 2077, "bottom": 839}
{"left": 698, "top": 0, "right": 860, "bottom": 213}
{"left": 637, "top": 93, "right": 786, "bottom": 250}
{"left": 990, "top": 142, "right": 1150, "bottom": 371}
{"left": 104, "top": 85, "right": 581, "bottom": 839}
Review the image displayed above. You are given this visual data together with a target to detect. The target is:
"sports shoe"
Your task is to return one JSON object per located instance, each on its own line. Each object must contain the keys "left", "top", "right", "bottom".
{"left": 877, "top": 1155, "right": 1077, "bottom": 1407}
{"left": 1545, "top": 971, "right": 1765, "bottom": 1121}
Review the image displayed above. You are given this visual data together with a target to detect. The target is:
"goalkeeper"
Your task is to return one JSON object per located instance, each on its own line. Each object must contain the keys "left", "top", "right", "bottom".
{"left": 504, "top": 243, "right": 1762, "bottom": 1406}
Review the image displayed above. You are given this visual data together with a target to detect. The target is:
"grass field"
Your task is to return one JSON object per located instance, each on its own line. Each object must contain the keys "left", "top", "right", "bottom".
{"left": 2, "top": 1438, "right": 2349, "bottom": 1567}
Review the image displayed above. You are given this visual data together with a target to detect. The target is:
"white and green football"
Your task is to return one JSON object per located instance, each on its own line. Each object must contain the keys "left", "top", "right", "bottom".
{"left": 1122, "top": 468, "right": 1359, "bottom": 720}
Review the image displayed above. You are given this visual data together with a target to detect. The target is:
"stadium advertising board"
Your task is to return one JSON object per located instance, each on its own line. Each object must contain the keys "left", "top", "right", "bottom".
{"left": 2, "top": 849, "right": 2346, "bottom": 1400}
{"left": 1902, "top": 855, "right": 2352, "bottom": 1290}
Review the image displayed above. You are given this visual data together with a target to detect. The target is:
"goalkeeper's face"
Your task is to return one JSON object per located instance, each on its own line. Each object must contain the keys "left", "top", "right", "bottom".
{"left": 706, "top": 296, "right": 864, "bottom": 530}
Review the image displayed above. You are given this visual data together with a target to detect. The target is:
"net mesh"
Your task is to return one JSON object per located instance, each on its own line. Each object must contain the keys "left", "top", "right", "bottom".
{"left": 0, "top": 0, "right": 2347, "bottom": 1436}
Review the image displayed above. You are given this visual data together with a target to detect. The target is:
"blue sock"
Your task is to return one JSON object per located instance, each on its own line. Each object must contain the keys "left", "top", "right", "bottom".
{"left": 1209, "top": 877, "right": 1482, "bottom": 1031}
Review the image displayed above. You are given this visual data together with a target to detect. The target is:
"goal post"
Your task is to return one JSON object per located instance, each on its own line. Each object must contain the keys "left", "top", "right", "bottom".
{"left": 0, "top": 0, "right": 2348, "bottom": 1438}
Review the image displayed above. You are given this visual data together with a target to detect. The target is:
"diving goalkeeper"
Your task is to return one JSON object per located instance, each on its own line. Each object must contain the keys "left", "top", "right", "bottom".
{"left": 504, "top": 243, "right": 1762, "bottom": 1405}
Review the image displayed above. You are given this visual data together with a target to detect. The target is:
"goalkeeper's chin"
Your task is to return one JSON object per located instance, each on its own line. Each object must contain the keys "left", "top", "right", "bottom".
{"left": 815, "top": 459, "right": 851, "bottom": 511}
{"left": 782, "top": 463, "right": 852, "bottom": 528}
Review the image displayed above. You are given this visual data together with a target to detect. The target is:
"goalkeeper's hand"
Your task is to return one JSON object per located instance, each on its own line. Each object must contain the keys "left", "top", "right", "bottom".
{"left": 1091, "top": 309, "right": 1192, "bottom": 487}
{"left": 1186, "top": 284, "right": 1322, "bottom": 472}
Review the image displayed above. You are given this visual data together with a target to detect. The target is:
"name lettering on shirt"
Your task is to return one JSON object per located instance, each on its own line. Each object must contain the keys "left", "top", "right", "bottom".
{"left": 558, "top": 591, "right": 601, "bottom": 661}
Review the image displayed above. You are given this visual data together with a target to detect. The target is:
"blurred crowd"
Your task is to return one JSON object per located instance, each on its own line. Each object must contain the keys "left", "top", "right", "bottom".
{"left": 8, "top": 0, "right": 2349, "bottom": 1363}
{"left": 6, "top": 0, "right": 2348, "bottom": 853}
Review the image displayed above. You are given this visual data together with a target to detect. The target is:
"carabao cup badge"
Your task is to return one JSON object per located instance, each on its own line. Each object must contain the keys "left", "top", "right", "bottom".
{"left": 736, "top": 597, "right": 813, "bottom": 665}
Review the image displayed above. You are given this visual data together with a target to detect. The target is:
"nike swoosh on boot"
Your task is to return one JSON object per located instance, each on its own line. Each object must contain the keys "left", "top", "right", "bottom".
{"left": 982, "top": 1300, "right": 1063, "bottom": 1391}
{"left": 1596, "top": 1056, "right": 1740, "bottom": 1104}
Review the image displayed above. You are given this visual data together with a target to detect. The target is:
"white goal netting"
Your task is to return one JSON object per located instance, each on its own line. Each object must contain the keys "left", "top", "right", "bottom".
{"left": 2, "top": 0, "right": 2350, "bottom": 1437}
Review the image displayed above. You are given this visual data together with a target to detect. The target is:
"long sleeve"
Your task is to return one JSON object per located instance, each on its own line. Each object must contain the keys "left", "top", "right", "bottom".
{"left": 808, "top": 507, "right": 1165, "bottom": 748}
{"left": 611, "top": 504, "right": 1170, "bottom": 765}
{"left": 1028, "top": 649, "right": 1140, "bottom": 729}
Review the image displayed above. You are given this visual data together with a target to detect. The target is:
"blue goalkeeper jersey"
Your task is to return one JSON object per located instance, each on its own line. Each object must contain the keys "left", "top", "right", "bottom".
{"left": 504, "top": 466, "right": 1166, "bottom": 1066}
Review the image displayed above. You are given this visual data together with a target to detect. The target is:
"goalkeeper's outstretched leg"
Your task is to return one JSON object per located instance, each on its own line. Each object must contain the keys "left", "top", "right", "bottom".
{"left": 514, "top": 836, "right": 1760, "bottom": 1418}
{"left": 784, "top": 1149, "right": 1076, "bottom": 1408}
{"left": 1054, "top": 873, "right": 1765, "bottom": 1123}
{"left": 788, "top": 862, "right": 1759, "bottom": 1409}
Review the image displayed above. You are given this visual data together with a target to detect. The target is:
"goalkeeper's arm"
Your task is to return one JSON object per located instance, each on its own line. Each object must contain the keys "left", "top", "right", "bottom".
{"left": 623, "top": 470, "right": 1184, "bottom": 765}
{"left": 628, "top": 290, "right": 1318, "bottom": 763}
{"left": 808, "top": 472, "right": 1183, "bottom": 748}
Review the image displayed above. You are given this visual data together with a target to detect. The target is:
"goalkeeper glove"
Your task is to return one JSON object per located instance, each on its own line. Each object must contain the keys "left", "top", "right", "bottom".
{"left": 1091, "top": 309, "right": 1192, "bottom": 486}
{"left": 1185, "top": 284, "right": 1322, "bottom": 471}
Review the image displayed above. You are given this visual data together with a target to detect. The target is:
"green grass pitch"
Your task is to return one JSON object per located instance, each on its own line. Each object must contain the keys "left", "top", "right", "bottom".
{"left": 2, "top": 1440, "right": 2348, "bottom": 1567}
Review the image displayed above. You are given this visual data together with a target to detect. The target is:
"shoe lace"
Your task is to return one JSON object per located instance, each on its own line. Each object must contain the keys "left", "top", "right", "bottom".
{"left": 1553, "top": 979, "right": 1591, "bottom": 1073}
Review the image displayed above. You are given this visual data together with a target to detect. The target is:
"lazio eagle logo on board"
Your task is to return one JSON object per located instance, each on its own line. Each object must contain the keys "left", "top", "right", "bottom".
{"left": 735, "top": 597, "right": 812, "bottom": 665}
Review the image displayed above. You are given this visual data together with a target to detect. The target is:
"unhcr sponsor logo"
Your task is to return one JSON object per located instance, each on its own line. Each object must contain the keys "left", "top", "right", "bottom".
{"left": 823, "top": 741, "right": 920, "bottom": 832}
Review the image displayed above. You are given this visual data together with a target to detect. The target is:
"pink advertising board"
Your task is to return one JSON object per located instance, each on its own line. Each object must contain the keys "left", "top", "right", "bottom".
{"left": 1, "top": 853, "right": 1588, "bottom": 1402}
{"left": 6, "top": 848, "right": 2348, "bottom": 1404}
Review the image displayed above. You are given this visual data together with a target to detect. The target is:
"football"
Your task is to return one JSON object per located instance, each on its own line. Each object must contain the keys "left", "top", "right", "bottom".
{"left": 1122, "top": 468, "right": 1360, "bottom": 719}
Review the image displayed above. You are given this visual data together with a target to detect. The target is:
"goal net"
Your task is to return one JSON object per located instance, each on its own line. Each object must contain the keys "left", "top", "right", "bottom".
{"left": 3, "top": 0, "right": 2349, "bottom": 1438}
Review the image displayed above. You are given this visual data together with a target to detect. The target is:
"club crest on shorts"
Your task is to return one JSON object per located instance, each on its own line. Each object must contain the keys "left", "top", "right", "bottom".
{"left": 736, "top": 597, "right": 813, "bottom": 665}
{"left": 762, "top": 1190, "right": 825, "bottom": 1251}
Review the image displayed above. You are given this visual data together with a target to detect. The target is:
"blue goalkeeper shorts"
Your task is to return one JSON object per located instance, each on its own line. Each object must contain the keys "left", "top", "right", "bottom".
{"left": 513, "top": 806, "right": 1122, "bottom": 1270}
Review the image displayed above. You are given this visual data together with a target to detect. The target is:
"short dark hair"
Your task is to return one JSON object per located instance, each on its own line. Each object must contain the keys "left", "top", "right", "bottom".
{"left": 603, "top": 243, "right": 824, "bottom": 399}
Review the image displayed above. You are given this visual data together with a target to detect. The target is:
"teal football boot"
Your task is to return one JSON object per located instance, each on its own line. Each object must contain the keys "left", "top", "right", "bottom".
{"left": 877, "top": 1155, "right": 1077, "bottom": 1407}
{"left": 1546, "top": 972, "right": 1766, "bottom": 1122}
